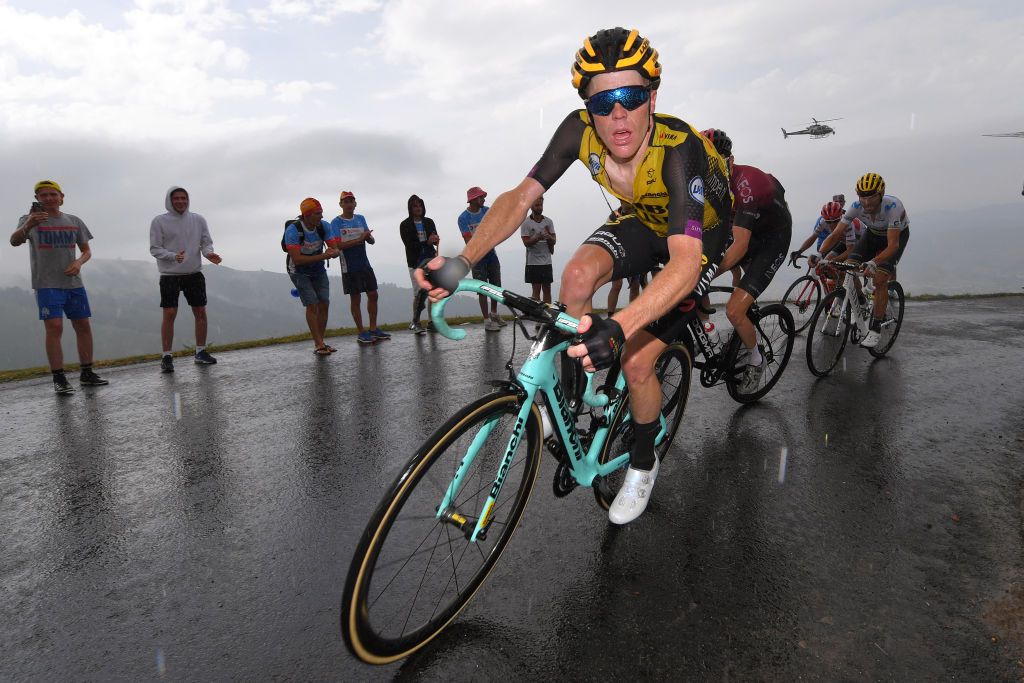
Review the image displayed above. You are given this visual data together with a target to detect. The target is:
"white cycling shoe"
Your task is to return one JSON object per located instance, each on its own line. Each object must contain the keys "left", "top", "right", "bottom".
{"left": 608, "top": 457, "right": 660, "bottom": 525}
{"left": 861, "top": 329, "right": 881, "bottom": 348}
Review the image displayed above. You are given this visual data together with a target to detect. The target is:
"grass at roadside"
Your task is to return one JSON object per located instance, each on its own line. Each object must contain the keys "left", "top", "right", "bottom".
{"left": 0, "top": 316, "right": 483, "bottom": 384}
{"left": 2, "top": 291, "right": 1021, "bottom": 384}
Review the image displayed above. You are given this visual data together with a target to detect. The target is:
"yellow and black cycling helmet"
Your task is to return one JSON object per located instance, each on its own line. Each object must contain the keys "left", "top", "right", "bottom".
{"left": 856, "top": 172, "right": 885, "bottom": 196}
{"left": 571, "top": 27, "right": 661, "bottom": 99}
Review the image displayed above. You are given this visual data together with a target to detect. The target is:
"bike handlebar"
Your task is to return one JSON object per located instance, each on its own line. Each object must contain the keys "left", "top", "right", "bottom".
{"left": 429, "top": 278, "right": 582, "bottom": 341}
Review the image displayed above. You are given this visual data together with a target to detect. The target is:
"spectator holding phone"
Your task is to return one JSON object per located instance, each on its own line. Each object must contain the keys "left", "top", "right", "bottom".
{"left": 9, "top": 180, "right": 109, "bottom": 394}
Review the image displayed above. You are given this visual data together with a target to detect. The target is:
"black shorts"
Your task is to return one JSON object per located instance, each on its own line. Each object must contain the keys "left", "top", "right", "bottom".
{"left": 525, "top": 264, "right": 553, "bottom": 284}
{"left": 160, "top": 272, "right": 207, "bottom": 308}
{"left": 849, "top": 228, "right": 909, "bottom": 274}
{"left": 343, "top": 268, "right": 378, "bottom": 295}
{"left": 738, "top": 217, "right": 792, "bottom": 299}
{"left": 584, "top": 215, "right": 732, "bottom": 344}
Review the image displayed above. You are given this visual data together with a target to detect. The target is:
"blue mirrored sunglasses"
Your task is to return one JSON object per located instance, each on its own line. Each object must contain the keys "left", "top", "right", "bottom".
{"left": 585, "top": 85, "right": 651, "bottom": 117}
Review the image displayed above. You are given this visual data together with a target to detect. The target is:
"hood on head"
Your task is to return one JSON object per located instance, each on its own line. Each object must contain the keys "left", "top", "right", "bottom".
{"left": 408, "top": 194, "right": 426, "bottom": 218}
{"left": 165, "top": 186, "right": 189, "bottom": 213}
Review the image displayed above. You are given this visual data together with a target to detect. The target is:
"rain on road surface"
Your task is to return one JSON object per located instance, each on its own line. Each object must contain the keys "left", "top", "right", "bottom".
{"left": 2, "top": 295, "right": 1022, "bottom": 680}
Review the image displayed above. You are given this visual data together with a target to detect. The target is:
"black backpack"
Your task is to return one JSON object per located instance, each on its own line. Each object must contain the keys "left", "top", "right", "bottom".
{"left": 282, "top": 217, "right": 327, "bottom": 269}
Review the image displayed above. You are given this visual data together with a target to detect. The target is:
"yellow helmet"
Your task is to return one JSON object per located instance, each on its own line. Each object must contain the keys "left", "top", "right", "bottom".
{"left": 856, "top": 172, "right": 885, "bottom": 196}
{"left": 571, "top": 27, "right": 661, "bottom": 99}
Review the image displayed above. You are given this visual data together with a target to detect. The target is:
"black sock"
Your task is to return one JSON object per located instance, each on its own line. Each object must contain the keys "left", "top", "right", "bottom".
{"left": 80, "top": 363, "right": 92, "bottom": 372}
{"left": 870, "top": 318, "right": 882, "bottom": 332}
{"left": 52, "top": 369, "right": 66, "bottom": 378}
{"left": 630, "top": 420, "right": 660, "bottom": 471}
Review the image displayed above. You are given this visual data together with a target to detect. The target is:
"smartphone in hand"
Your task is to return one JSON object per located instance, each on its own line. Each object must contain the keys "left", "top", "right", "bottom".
{"left": 31, "top": 201, "right": 45, "bottom": 214}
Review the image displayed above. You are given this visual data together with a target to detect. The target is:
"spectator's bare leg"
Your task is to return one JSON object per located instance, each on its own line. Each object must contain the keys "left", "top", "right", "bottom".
{"left": 70, "top": 318, "right": 94, "bottom": 366}
{"left": 350, "top": 293, "right": 364, "bottom": 332}
{"left": 161, "top": 307, "right": 178, "bottom": 353}
{"left": 44, "top": 317, "right": 65, "bottom": 371}
{"left": 367, "top": 291, "right": 379, "bottom": 329}
{"left": 192, "top": 306, "right": 208, "bottom": 347}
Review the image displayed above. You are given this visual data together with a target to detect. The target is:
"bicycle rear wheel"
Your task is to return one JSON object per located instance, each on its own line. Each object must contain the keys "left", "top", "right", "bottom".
{"left": 342, "top": 391, "right": 543, "bottom": 664}
{"left": 781, "top": 275, "right": 821, "bottom": 334}
{"left": 869, "top": 281, "right": 905, "bottom": 357}
{"left": 805, "top": 289, "right": 850, "bottom": 377}
{"left": 593, "top": 343, "right": 693, "bottom": 510}
{"left": 725, "top": 303, "right": 795, "bottom": 403}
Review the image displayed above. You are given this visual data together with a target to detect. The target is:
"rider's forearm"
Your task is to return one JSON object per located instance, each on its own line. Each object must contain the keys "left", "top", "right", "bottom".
{"left": 819, "top": 221, "right": 847, "bottom": 254}
{"left": 612, "top": 237, "right": 701, "bottom": 338}
{"left": 461, "top": 179, "right": 543, "bottom": 265}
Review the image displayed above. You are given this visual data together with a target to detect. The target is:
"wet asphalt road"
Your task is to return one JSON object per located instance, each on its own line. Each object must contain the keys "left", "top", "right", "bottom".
{"left": 1, "top": 296, "right": 1022, "bottom": 681}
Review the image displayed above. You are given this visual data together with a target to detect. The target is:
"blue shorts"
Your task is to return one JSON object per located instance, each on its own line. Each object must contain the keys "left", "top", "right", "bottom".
{"left": 290, "top": 271, "right": 330, "bottom": 306}
{"left": 37, "top": 287, "right": 92, "bottom": 320}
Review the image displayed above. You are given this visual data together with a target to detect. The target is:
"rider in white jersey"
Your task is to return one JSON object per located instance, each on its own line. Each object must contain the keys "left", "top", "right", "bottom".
{"left": 819, "top": 172, "right": 910, "bottom": 348}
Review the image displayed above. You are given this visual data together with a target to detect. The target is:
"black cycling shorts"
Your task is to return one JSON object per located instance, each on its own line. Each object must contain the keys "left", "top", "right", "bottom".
{"left": 848, "top": 228, "right": 910, "bottom": 274}
{"left": 738, "top": 215, "right": 792, "bottom": 299}
{"left": 160, "top": 272, "right": 207, "bottom": 308}
{"left": 583, "top": 215, "right": 732, "bottom": 345}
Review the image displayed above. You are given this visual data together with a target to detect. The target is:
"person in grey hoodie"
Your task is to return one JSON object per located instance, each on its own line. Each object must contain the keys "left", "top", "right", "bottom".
{"left": 149, "top": 186, "right": 222, "bottom": 372}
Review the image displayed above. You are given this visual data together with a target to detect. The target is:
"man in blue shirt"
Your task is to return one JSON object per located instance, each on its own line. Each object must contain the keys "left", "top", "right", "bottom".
{"left": 284, "top": 197, "right": 340, "bottom": 355}
{"left": 458, "top": 186, "right": 504, "bottom": 330}
{"left": 333, "top": 191, "right": 390, "bottom": 345}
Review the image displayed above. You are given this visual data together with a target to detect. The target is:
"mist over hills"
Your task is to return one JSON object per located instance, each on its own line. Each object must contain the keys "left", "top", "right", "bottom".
{"left": 1, "top": 203, "right": 1020, "bottom": 371}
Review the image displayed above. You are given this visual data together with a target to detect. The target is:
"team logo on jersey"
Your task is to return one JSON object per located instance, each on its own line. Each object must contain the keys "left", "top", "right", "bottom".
{"left": 689, "top": 177, "right": 705, "bottom": 204}
{"left": 588, "top": 153, "right": 602, "bottom": 176}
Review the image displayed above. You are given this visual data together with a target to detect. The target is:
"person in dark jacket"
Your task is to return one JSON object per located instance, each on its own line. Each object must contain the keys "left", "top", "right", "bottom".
{"left": 399, "top": 194, "right": 439, "bottom": 334}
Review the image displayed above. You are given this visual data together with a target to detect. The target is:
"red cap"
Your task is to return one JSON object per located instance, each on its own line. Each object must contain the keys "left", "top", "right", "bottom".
{"left": 466, "top": 186, "right": 487, "bottom": 202}
{"left": 339, "top": 191, "right": 355, "bottom": 202}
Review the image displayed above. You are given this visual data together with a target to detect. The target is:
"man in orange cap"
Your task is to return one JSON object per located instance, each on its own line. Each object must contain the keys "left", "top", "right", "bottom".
{"left": 283, "top": 197, "right": 341, "bottom": 355}
{"left": 458, "top": 186, "right": 504, "bottom": 330}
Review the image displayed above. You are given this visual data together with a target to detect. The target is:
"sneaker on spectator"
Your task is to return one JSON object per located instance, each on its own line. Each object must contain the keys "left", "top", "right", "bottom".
{"left": 194, "top": 349, "right": 217, "bottom": 365}
{"left": 160, "top": 355, "right": 174, "bottom": 373}
{"left": 357, "top": 331, "right": 375, "bottom": 344}
{"left": 370, "top": 328, "right": 391, "bottom": 340}
{"left": 484, "top": 319, "right": 500, "bottom": 332}
{"left": 79, "top": 369, "right": 109, "bottom": 386}
{"left": 54, "top": 374, "right": 75, "bottom": 395}
{"left": 491, "top": 313, "right": 507, "bottom": 327}
{"left": 408, "top": 321, "right": 420, "bottom": 331}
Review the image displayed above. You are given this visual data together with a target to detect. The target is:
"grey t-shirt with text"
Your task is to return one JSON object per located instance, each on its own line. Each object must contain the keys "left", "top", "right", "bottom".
{"left": 17, "top": 212, "right": 93, "bottom": 289}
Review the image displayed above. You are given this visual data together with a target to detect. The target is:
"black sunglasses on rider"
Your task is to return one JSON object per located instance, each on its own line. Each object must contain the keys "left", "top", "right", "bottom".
{"left": 585, "top": 85, "right": 651, "bottom": 117}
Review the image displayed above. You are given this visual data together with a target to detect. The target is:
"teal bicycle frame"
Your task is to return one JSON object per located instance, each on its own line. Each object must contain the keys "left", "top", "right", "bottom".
{"left": 430, "top": 279, "right": 665, "bottom": 542}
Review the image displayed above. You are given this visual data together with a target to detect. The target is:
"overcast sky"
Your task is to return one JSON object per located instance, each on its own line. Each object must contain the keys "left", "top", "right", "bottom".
{"left": 1, "top": 0, "right": 1021, "bottom": 286}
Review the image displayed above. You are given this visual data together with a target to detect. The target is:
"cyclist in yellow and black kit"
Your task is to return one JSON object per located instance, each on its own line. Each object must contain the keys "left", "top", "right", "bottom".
{"left": 418, "top": 27, "right": 731, "bottom": 525}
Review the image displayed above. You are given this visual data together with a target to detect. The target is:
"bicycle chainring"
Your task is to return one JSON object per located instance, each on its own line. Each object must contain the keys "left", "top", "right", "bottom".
{"left": 552, "top": 459, "right": 577, "bottom": 497}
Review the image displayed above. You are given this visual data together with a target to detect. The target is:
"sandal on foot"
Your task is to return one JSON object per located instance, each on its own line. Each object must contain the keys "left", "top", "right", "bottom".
{"left": 314, "top": 346, "right": 332, "bottom": 356}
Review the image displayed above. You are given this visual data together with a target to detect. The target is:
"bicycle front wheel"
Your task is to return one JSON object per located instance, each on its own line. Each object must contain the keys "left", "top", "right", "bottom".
{"left": 725, "top": 303, "right": 795, "bottom": 403}
{"left": 781, "top": 275, "right": 821, "bottom": 334}
{"left": 342, "top": 391, "right": 543, "bottom": 664}
{"left": 869, "top": 281, "right": 905, "bottom": 357}
{"left": 805, "top": 289, "right": 850, "bottom": 377}
{"left": 593, "top": 343, "right": 693, "bottom": 510}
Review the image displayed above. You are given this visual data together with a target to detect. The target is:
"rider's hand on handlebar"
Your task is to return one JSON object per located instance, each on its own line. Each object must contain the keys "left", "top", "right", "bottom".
{"left": 416, "top": 255, "right": 470, "bottom": 303}
{"left": 568, "top": 314, "right": 625, "bottom": 373}
{"left": 807, "top": 253, "right": 821, "bottom": 267}
{"left": 789, "top": 250, "right": 802, "bottom": 266}
{"left": 862, "top": 260, "right": 878, "bottom": 276}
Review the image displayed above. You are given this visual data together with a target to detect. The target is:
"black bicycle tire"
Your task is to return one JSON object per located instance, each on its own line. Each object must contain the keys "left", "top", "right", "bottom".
{"left": 805, "top": 289, "right": 850, "bottom": 377}
{"left": 781, "top": 275, "right": 821, "bottom": 334}
{"left": 868, "top": 281, "right": 905, "bottom": 358}
{"left": 725, "top": 303, "right": 795, "bottom": 403}
{"left": 341, "top": 391, "right": 543, "bottom": 664}
{"left": 593, "top": 343, "right": 693, "bottom": 510}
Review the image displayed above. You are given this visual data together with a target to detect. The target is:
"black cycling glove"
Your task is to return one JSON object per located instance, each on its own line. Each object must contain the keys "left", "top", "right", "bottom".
{"left": 426, "top": 255, "right": 470, "bottom": 293}
{"left": 579, "top": 314, "right": 625, "bottom": 371}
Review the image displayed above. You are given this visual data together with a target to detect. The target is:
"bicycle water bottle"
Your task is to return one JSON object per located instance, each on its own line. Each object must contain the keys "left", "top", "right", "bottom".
{"left": 704, "top": 321, "right": 722, "bottom": 352}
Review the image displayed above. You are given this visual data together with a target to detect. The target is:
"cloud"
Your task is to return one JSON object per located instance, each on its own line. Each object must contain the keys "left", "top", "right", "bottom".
{"left": 248, "top": 0, "right": 381, "bottom": 25}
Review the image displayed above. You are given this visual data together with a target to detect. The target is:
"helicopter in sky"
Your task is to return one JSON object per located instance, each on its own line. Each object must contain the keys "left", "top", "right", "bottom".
{"left": 781, "top": 117, "right": 841, "bottom": 139}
